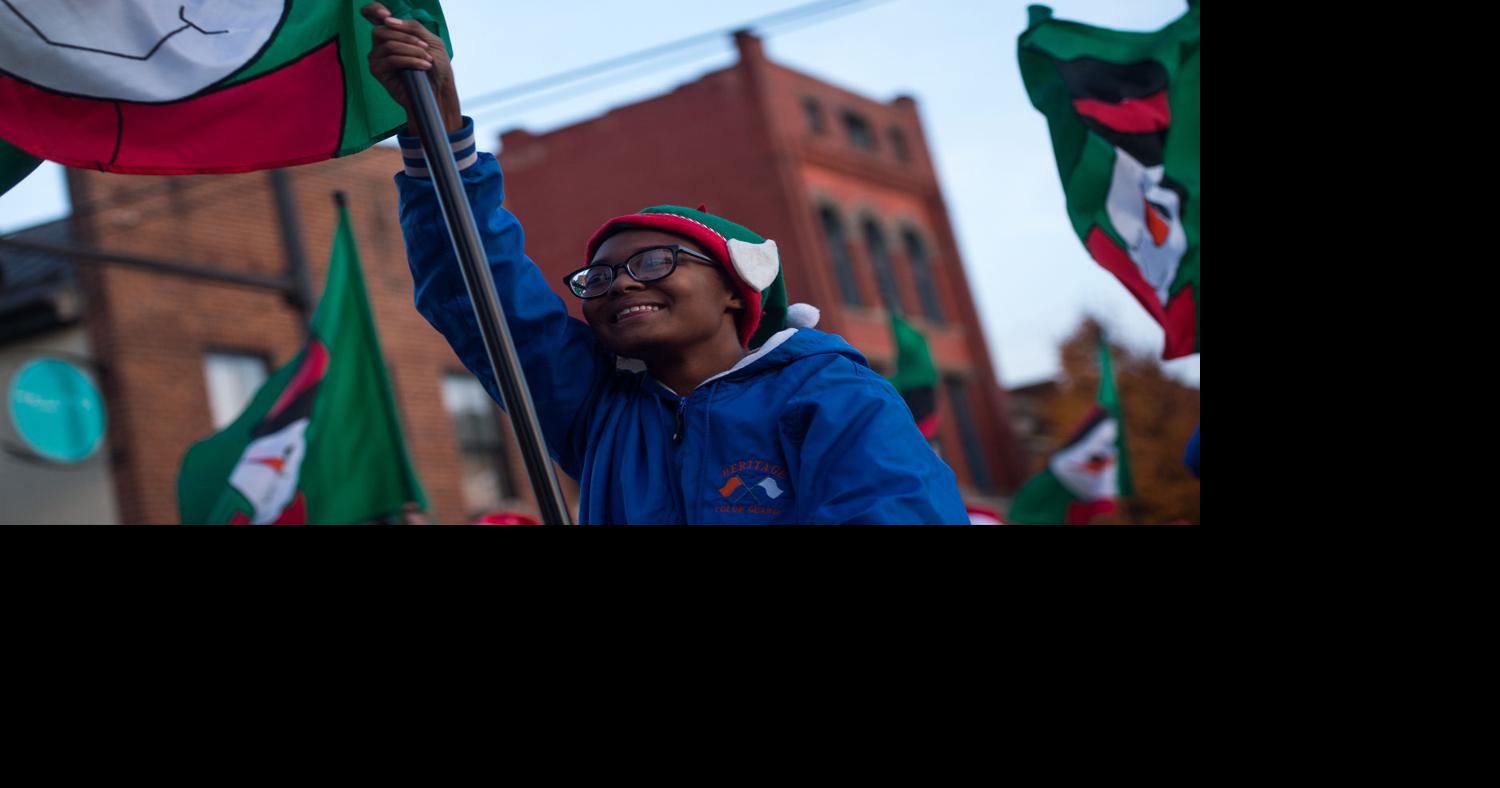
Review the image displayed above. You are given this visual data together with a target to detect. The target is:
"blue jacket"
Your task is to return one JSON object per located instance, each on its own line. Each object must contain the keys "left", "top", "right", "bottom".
{"left": 397, "top": 148, "right": 969, "bottom": 525}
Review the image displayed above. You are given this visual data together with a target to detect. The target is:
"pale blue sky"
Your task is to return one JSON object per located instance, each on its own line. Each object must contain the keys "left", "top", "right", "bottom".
{"left": 0, "top": 0, "right": 1199, "bottom": 388}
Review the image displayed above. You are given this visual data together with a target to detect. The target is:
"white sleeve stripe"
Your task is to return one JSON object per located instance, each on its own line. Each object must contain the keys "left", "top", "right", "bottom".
{"left": 402, "top": 138, "right": 480, "bottom": 178}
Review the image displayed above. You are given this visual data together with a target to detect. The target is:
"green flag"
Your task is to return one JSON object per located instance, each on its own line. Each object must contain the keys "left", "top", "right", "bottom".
{"left": 886, "top": 313, "right": 940, "bottom": 439}
{"left": 177, "top": 201, "right": 427, "bottom": 525}
{"left": 1, "top": 139, "right": 43, "bottom": 198}
{"left": 1009, "top": 334, "right": 1132, "bottom": 525}
{"left": 1019, "top": 2, "right": 1199, "bottom": 359}
{"left": 0, "top": 1, "right": 449, "bottom": 176}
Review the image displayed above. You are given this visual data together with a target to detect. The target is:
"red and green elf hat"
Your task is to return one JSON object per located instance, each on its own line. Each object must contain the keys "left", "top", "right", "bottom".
{"left": 585, "top": 205, "right": 819, "bottom": 349}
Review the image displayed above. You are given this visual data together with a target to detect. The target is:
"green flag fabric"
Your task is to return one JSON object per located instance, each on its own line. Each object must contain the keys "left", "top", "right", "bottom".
{"left": 886, "top": 313, "right": 940, "bottom": 439}
{"left": 177, "top": 201, "right": 427, "bottom": 525}
{"left": 1019, "top": 2, "right": 1199, "bottom": 359}
{"left": 0, "top": 139, "right": 43, "bottom": 198}
{"left": 1009, "top": 334, "right": 1132, "bottom": 525}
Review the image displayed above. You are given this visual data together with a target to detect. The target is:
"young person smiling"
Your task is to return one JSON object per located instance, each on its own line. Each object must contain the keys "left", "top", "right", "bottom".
{"left": 365, "top": 2, "right": 968, "bottom": 524}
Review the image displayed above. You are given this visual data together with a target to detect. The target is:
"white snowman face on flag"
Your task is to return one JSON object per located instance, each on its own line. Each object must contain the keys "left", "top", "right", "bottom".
{"left": 1050, "top": 415, "right": 1119, "bottom": 503}
{"left": 228, "top": 418, "right": 309, "bottom": 526}
{"left": 0, "top": 0, "right": 288, "bottom": 102}
{"left": 1106, "top": 147, "right": 1188, "bottom": 308}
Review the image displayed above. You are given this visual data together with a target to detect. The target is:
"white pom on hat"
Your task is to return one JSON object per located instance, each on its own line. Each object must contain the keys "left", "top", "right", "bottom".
{"left": 786, "top": 303, "right": 821, "bottom": 330}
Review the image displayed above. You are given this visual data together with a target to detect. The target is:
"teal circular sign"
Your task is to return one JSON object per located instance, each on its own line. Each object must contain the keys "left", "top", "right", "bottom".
{"left": 8, "top": 358, "right": 106, "bottom": 464}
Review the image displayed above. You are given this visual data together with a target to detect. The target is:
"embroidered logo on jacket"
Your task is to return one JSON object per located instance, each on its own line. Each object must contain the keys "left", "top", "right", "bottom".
{"left": 717, "top": 459, "right": 790, "bottom": 516}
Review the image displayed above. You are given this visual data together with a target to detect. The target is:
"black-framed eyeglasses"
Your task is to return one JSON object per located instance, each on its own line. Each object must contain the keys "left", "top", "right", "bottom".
{"left": 563, "top": 245, "right": 717, "bottom": 300}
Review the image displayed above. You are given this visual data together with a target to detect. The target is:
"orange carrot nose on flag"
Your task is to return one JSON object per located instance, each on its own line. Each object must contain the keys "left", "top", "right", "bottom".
{"left": 1144, "top": 199, "right": 1172, "bottom": 246}
{"left": 250, "top": 456, "right": 288, "bottom": 475}
{"left": 719, "top": 477, "right": 744, "bottom": 498}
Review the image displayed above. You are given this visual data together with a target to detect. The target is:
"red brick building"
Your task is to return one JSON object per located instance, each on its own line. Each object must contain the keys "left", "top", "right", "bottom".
{"left": 15, "top": 31, "right": 1022, "bottom": 524}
